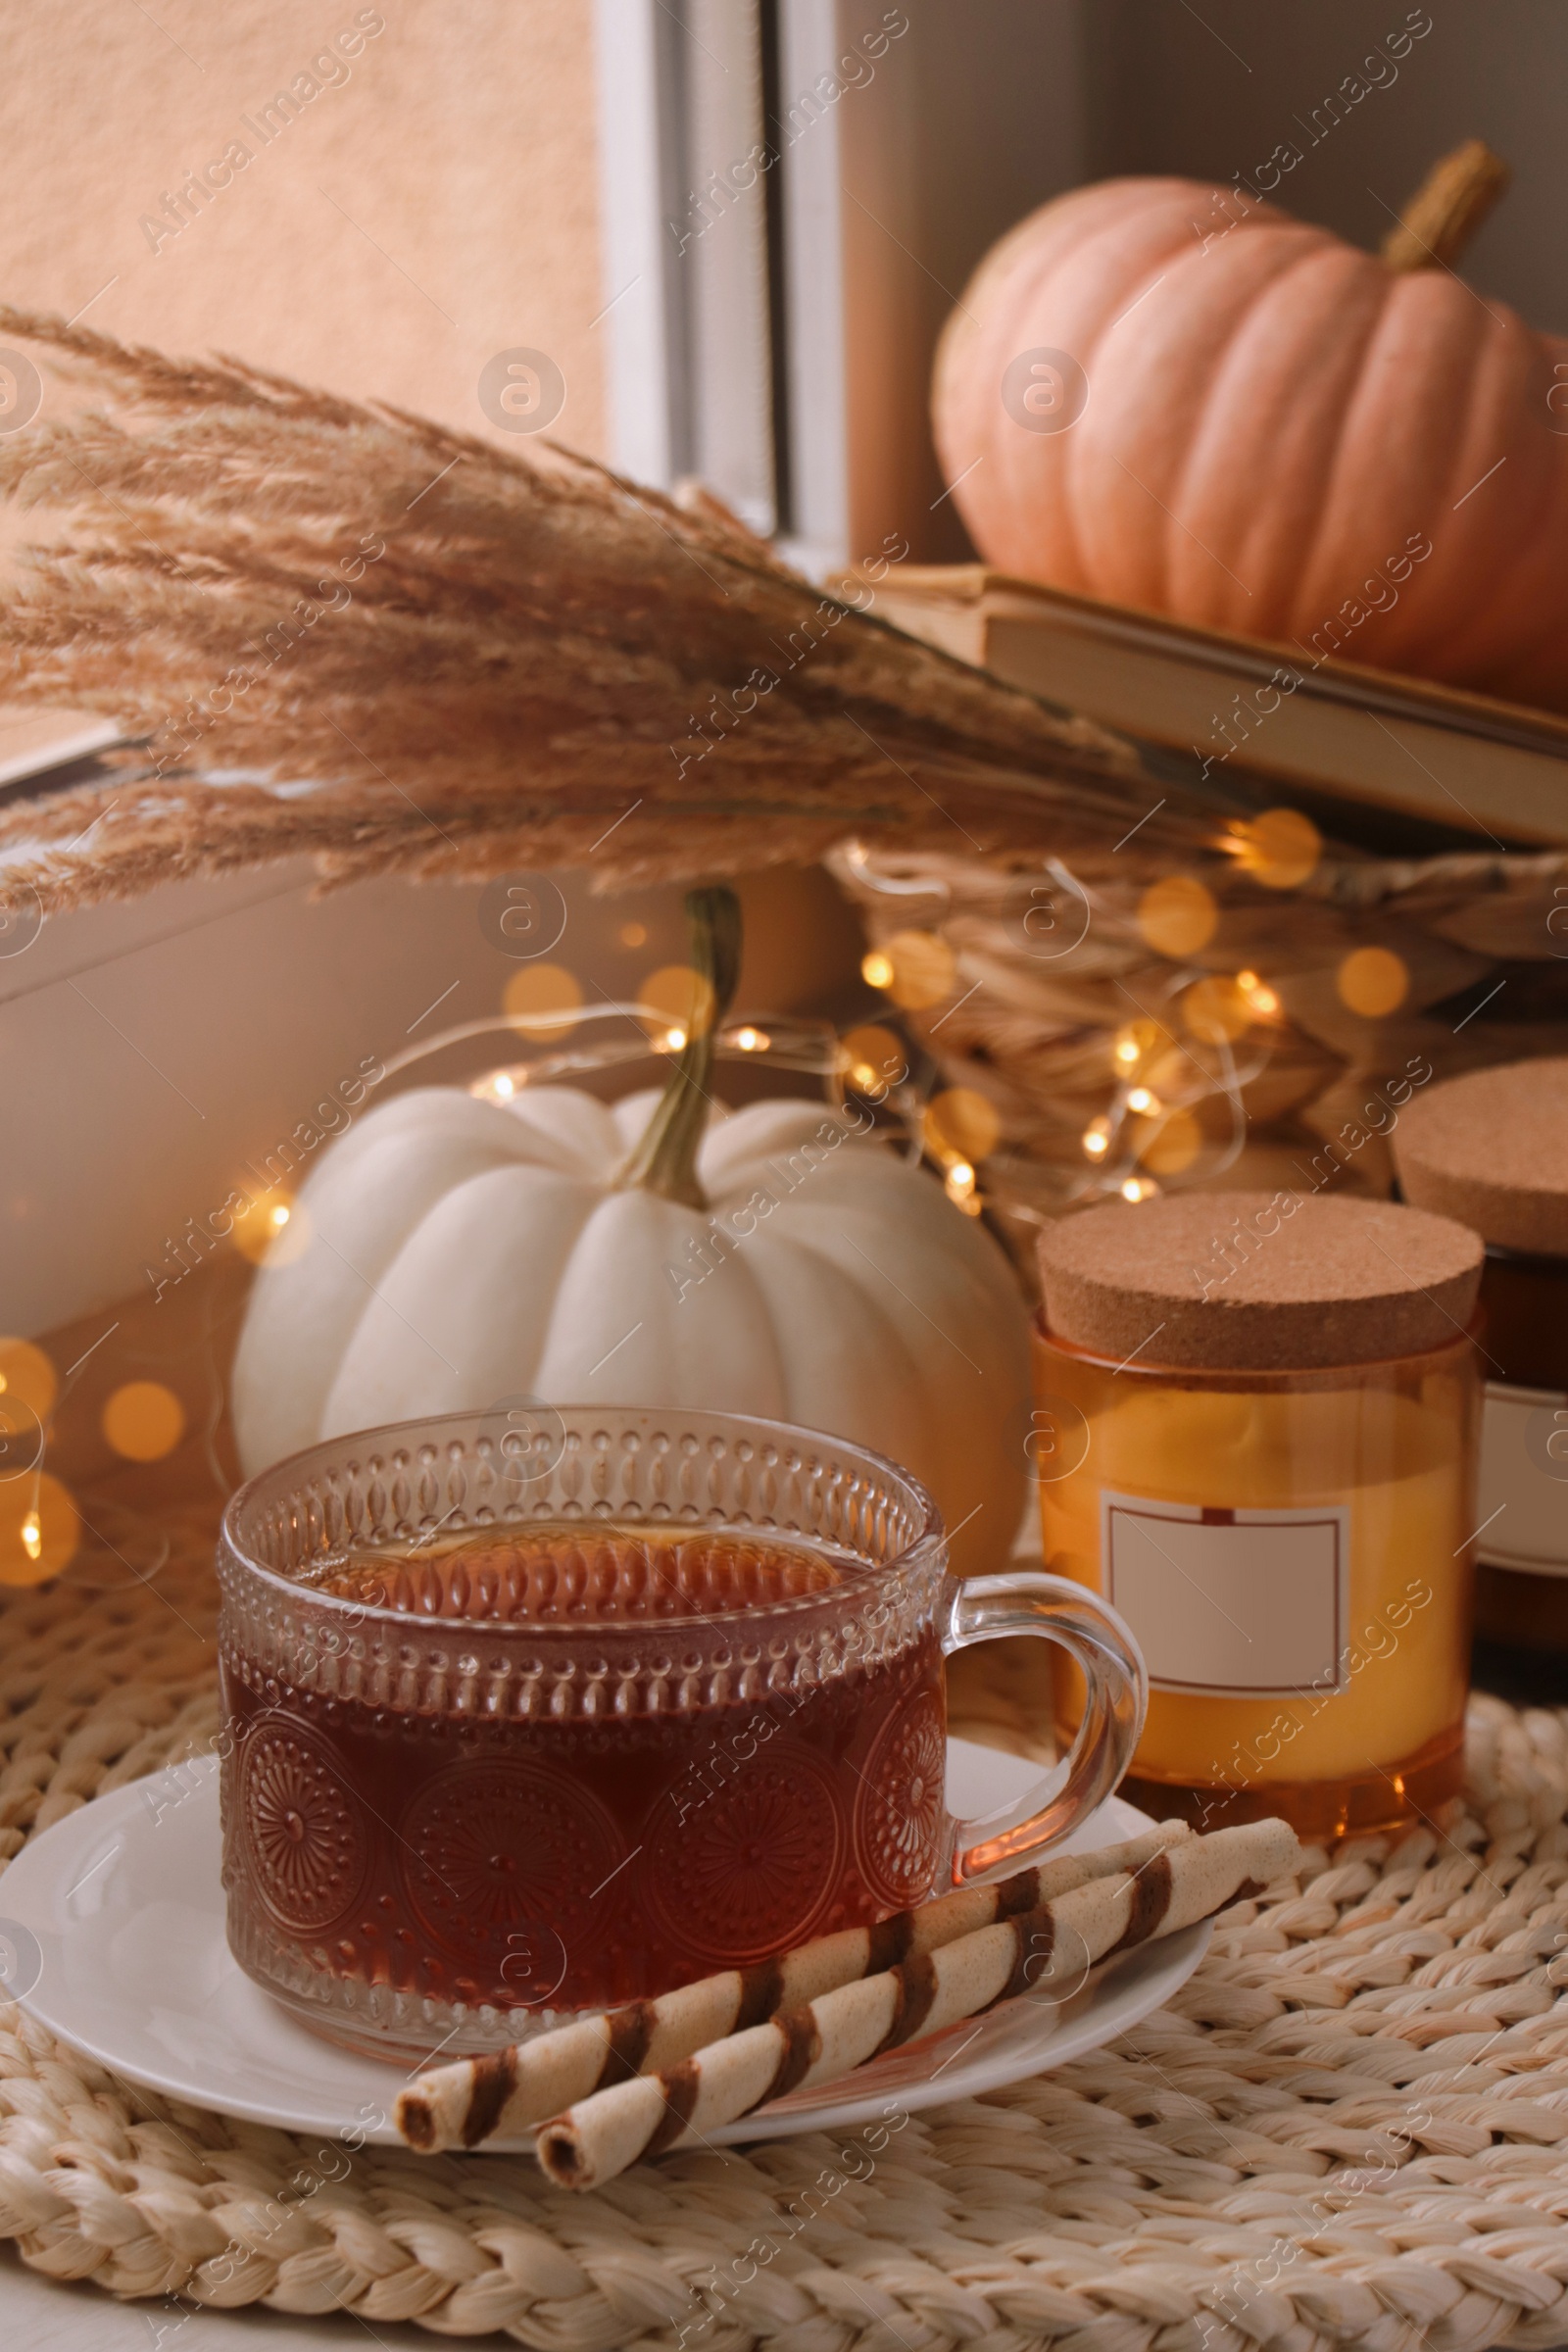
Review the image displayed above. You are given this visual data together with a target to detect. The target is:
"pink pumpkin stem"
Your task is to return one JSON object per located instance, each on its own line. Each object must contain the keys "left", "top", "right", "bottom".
{"left": 1380, "top": 137, "right": 1510, "bottom": 273}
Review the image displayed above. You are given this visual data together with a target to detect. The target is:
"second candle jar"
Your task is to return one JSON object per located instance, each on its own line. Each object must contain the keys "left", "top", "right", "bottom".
{"left": 1035, "top": 1191, "right": 1483, "bottom": 1841}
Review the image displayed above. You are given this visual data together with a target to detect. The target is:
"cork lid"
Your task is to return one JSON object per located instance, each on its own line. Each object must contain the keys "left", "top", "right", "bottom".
{"left": 1392, "top": 1057, "right": 1568, "bottom": 1256}
{"left": 1037, "top": 1190, "right": 1483, "bottom": 1371}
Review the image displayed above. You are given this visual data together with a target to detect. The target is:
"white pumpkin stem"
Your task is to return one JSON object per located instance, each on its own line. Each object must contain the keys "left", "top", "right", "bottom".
{"left": 1380, "top": 138, "right": 1509, "bottom": 273}
{"left": 617, "top": 884, "right": 742, "bottom": 1209}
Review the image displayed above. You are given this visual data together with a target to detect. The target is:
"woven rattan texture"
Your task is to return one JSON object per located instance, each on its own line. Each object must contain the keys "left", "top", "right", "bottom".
{"left": 6, "top": 1526, "right": 1568, "bottom": 2348}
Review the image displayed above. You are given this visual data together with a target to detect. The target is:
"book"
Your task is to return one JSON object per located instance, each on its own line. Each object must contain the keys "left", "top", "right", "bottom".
{"left": 0, "top": 710, "right": 119, "bottom": 796}
{"left": 852, "top": 565, "right": 1568, "bottom": 851}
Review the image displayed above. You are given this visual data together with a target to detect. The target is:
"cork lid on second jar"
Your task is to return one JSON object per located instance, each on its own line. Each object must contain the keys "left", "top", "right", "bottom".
{"left": 1037, "top": 1189, "right": 1483, "bottom": 1371}
{"left": 1392, "top": 1056, "right": 1568, "bottom": 1258}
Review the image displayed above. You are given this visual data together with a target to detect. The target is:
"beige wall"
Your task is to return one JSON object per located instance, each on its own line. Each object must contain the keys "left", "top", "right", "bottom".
{"left": 0, "top": 2, "right": 875, "bottom": 1360}
{"left": 0, "top": 0, "right": 607, "bottom": 452}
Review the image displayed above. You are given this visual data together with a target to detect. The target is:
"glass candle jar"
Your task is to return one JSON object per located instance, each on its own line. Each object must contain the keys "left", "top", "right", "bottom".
{"left": 1036, "top": 1190, "right": 1483, "bottom": 1841}
{"left": 1395, "top": 1058, "right": 1568, "bottom": 1673}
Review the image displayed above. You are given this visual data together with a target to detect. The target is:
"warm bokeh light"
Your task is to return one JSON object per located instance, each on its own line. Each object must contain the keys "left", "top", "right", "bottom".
{"left": 0, "top": 1391, "right": 42, "bottom": 1484}
{"left": 1183, "top": 974, "right": 1251, "bottom": 1045}
{"left": 618, "top": 920, "right": 649, "bottom": 950}
{"left": 1236, "top": 968, "right": 1281, "bottom": 1017}
{"left": 944, "top": 1160, "right": 981, "bottom": 1214}
{"left": 1082, "top": 1119, "right": 1110, "bottom": 1160}
{"left": 1121, "top": 1176, "right": 1159, "bottom": 1202}
{"left": 1137, "top": 874, "right": 1218, "bottom": 958}
{"left": 102, "top": 1380, "right": 186, "bottom": 1463}
{"left": 1337, "top": 946, "right": 1409, "bottom": 1018}
{"left": 639, "top": 961, "right": 716, "bottom": 1040}
{"left": 1125, "top": 1087, "right": 1159, "bottom": 1116}
{"left": 924, "top": 1087, "right": 1003, "bottom": 1164}
{"left": 662, "top": 1027, "right": 688, "bottom": 1053}
{"left": 231, "top": 1190, "right": 311, "bottom": 1267}
{"left": 0, "top": 1472, "right": 79, "bottom": 1587}
{"left": 732, "top": 1025, "right": 769, "bottom": 1052}
{"left": 505, "top": 960, "right": 585, "bottom": 1039}
{"left": 863, "top": 930, "right": 957, "bottom": 1012}
{"left": 494, "top": 1072, "right": 515, "bottom": 1098}
{"left": 1146, "top": 1051, "right": 1197, "bottom": 1104}
{"left": 1227, "top": 808, "right": 1322, "bottom": 891}
{"left": 0, "top": 1338, "right": 58, "bottom": 1421}
{"left": 1142, "top": 1107, "right": 1202, "bottom": 1176}
{"left": 841, "top": 1023, "right": 906, "bottom": 1096}
{"left": 1110, "top": 1018, "right": 1164, "bottom": 1073}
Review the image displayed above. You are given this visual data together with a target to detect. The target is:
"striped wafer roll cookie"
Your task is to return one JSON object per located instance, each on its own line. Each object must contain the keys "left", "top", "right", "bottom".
{"left": 536, "top": 1815, "right": 1298, "bottom": 2191}
{"left": 395, "top": 1818, "right": 1192, "bottom": 2153}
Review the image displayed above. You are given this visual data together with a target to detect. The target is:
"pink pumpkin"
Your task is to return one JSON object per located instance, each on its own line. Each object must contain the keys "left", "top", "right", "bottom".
{"left": 931, "top": 162, "right": 1568, "bottom": 710}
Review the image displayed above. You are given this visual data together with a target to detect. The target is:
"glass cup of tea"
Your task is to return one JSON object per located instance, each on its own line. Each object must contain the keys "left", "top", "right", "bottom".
{"left": 218, "top": 1404, "right": 1146, "bottom": 2061}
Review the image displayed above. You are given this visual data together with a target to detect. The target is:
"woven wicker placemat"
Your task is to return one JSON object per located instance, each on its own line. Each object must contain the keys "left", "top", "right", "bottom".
{"left": 6, "top": 1510, "right": 1568, "bottom": 2349}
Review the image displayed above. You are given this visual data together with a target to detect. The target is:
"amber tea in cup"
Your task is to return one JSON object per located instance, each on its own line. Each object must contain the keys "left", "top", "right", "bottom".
{"left": 219, "top": 1406, "right": 1145, "bottom": 2060}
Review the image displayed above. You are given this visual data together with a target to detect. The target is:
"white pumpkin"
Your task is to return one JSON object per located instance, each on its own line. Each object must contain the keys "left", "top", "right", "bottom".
{"left": 230, "top": 1079, "right": 1030, "bottom": 1577}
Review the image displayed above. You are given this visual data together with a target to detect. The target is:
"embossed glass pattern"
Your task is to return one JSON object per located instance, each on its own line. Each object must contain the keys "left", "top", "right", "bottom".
{"left": 220, "top": 1406, "right": 1144, "bottom": 2059}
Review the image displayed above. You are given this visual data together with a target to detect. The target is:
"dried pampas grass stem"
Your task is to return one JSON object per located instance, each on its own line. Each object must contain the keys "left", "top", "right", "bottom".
{"left": 0, "top": 307, "right": 1229, "bottom": 908}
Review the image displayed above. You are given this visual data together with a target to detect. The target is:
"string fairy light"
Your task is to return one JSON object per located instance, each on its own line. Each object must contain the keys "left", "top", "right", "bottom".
{"left": 1236, "top": 968, "right": 1281, "bottom": 1016}
{"left": 1, "top": 1472, "right": 79, "bottom": 1587}
{"left": 859, "top": 931, "right": 957, "bottom": 1011}
{"left": 1225, "top": 807, "right": 1321, "bottom": 891}
{"left": 944, "top": 1160, "right": 981, "bottom": 1215}
{"left": 231, "top": 1191, "right": 305, "bottom": 1265}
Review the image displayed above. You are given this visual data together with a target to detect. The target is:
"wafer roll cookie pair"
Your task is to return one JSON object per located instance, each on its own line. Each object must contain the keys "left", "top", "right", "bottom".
{"left": 536, "top": 1815, "right": 1299, "bottom": 2190}
{"left": 396, "top": 1818, "right": 1193, "bottom": 2152}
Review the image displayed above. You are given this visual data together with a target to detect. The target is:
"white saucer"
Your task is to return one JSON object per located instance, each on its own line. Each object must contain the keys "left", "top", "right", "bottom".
{"left": 0, "top": 1740, "right": 1208, "bottom": 2152}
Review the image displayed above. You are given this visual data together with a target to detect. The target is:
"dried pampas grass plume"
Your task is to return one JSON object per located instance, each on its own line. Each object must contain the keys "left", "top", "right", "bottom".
{"left": 0, "top": 307, "right": 1215, "bottom": 910}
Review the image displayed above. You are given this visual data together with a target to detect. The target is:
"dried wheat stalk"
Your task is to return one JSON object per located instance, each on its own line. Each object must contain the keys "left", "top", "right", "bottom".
{"left": 0, "top": 307, "right": 1228, "bottom": 909}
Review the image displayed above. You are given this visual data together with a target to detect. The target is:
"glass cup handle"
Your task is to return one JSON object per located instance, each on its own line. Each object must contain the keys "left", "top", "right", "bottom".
{"left": 941, "top": 1572, "right": 1148, "bottom": 1884}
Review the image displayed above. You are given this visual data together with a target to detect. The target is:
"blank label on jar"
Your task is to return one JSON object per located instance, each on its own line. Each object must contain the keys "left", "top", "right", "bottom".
{"left": 1478, "top": 1383, "right": 1568, "bottom": 1575}
{"left": 1101, "top": 1493, "right": 1350, "bottom": 1697}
